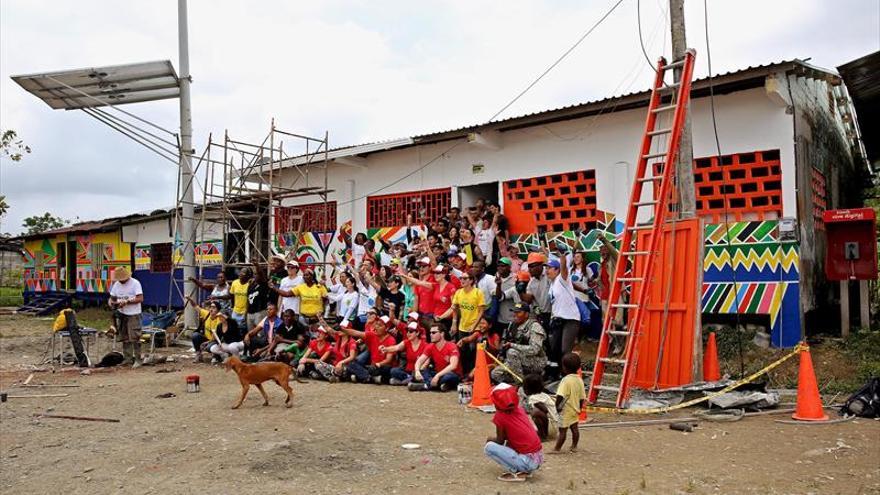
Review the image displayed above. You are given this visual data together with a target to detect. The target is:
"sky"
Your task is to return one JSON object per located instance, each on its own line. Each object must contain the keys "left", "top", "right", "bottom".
{"left": 0, "top": 0, "right": 877, "bottom": 235}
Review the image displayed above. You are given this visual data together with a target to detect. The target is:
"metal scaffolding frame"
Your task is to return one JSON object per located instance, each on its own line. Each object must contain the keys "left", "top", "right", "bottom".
{"left": 166, "top": 119, "right": 332, "bottom": 309}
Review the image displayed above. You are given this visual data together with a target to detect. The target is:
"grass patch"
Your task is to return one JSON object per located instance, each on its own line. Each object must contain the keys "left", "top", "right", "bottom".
{"left": 0, "top": 286, "right": 23, "bottom": 306}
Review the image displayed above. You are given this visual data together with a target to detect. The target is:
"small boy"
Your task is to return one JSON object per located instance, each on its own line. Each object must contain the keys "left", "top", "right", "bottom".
{"left": 553, "top": 352, "right": 586, "bottom": 453}
{"left": 521, "top": 374, "right": 559, "bottom": 442}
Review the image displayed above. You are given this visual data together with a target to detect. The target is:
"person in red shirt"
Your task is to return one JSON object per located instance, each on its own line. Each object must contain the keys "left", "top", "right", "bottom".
{"left": 484, "top": 383, "right": 544, "bottom": 482}
{"left": 337, "top": 316, "right": 397, "bottom": 384}
{"left": 409, "top": 324, "right": 462, "bottom": 392}
{"left": 400, "top": 259, "right": 436, "bottom": 325}
{"left": 329, "top": 326, "right": 358, "bottom": 384}
{"left": 296, "top": 325, "right": 336, "bottom": 381}
{"left": 383, "top": 321, "right": 428, "bottom": 385}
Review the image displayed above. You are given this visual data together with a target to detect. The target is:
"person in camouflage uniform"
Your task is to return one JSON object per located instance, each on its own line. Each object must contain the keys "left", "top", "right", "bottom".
{"left": 491, "top": 303, "right": 547, "bottom": 384}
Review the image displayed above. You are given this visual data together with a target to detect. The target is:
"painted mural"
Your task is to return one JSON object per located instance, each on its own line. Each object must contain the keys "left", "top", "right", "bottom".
{"left": 701, "top": 220, "right": 800, "bottom": 347}
{"left": 134, "top": 240, "right": 224, "bottom": 271}
{"left": 23, "top": 232, "right": 132, "bottom": 295}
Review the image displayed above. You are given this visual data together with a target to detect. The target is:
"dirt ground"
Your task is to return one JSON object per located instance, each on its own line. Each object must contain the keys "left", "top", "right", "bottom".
{"left": 1, "top": 313, "right": 879, "bottom": 495}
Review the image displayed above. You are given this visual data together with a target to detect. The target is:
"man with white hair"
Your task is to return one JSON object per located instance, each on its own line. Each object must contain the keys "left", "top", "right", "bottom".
{"left": 109, "top": 266, "right": 144, "bottom": 368}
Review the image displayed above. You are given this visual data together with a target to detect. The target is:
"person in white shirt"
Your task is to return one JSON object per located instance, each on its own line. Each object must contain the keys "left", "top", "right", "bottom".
{"left": 471, "top": 260, "right": 497, "bottom": 313}
{"left": 328, "top": 272, "right": 359, "bottom": 323}
{"left": 272, "top": 261, "right": 303, "bottom": 314}
{"left": 108, "top": 266, "right": 145, "bottom": 368}
{"left": 544, "top": 254, "right": 581, "bottom": 369}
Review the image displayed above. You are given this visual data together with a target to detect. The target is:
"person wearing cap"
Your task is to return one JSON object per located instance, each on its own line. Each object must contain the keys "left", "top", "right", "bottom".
{"left": 296, "top": 325, "right": 336, "bottom": 380}
{"left": 449, "top": 251, "right": 469, "bottom": 279}
{"left": 327, "top": 320, "right": 358, "bottom": 383}
{"left": 382, "top": 320, "right": 429, "bottom": 386}
{"left": 337, "top": 314, "right": 397, "bottom": 384}
{"left": 491, "top": 302, "right": 547, "bottom": 384}
{"left": 543, "top": 248, "right": 581, "bottom": 367}
{"left": 484, "top": 382, "right": 544, "bottom": 482}
{"left": 522, "top": 252, "right": 551, "bottom": 330}
{"left": 409, "top": 324, "right": 462, "bottom": 392}
{"left": 108, "top": 266, "right": 144, "bottom": 368}
{"left": 268, "top": 254, "right": 288, "bottom": 286}
{"left": 271, "top": 260, "right": 303, "bottom": 315}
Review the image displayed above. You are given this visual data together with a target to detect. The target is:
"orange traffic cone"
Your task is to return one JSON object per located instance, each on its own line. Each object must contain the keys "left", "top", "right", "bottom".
{"left": 577, "top": 368, "right": 588, "bottom": 423}
{"left": 703, "top": 332, "right": 721, "bottom": 382}
{"left": 469, "top": 343, "right": 492, "bottom": 408}
{"left": 792, "top": 344, "right": 829, "bottom": 421}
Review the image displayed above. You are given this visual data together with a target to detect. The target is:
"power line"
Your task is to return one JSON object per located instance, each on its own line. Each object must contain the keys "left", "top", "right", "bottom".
{"left": 490, "top": 0, "right": 627, "bottom": 122}
{"left": 636, "top": 0, "right": 658, "bottom": 72}
{"left": 703, "top": 0, "right": 746, "bottom": 377}
{"left": 337, "top": 0, "right": 628, "bottom": 206}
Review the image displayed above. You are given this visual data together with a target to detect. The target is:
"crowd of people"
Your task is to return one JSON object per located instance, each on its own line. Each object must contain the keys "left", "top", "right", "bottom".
{"left": 181, "top": 200, "right": 623, "bottom": 393}
{"left": 104, "top": 199, "right": 620, "bottom": 480}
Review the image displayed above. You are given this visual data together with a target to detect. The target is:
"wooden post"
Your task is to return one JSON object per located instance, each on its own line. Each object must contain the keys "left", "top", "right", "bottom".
{"left": 669, "top": 0, "right": 696, "bottom": 218}
{"left": 859, "top": 280, "right": 870, "bottom": 330}
{"left": 840, "top": 280, "right": 850, "bottom": 337}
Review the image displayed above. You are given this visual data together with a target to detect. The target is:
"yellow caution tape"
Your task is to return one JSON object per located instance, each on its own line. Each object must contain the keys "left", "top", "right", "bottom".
{"left": 483, "top": 348, "right": 524, "bottom": 384}
{"left": 483, "top": 340, "right": 808, "bottom": 416}
{"left": 585, "top": 342, "right": 808, "bottom": 415}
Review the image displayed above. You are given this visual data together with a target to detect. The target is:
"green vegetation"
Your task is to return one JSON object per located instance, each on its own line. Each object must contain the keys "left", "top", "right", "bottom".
{"left": 0, "top": 286, "right": 23, "bottom": 306}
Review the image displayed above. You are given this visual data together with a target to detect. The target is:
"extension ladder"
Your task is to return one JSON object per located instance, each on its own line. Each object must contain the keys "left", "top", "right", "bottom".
{"left": 588, "top": 50, "right": 697, "bottom": 408}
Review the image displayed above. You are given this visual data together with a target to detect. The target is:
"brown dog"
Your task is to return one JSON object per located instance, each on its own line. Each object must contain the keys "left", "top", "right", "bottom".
{"left": 223, "top": 356, "right": 294, "bottom": 409}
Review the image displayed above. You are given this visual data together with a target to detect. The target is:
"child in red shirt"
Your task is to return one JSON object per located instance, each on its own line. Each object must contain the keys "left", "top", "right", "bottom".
{"left": 484, "top": 383, "right": 544, "bottom": 482}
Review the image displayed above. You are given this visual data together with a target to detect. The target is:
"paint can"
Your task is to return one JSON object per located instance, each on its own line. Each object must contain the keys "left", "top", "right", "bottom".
{"left": 0, "top": 392, "right": 7, "bottom": 403}
{"left": 457, "top": 383, "right": 472, "bottom": 405}
{"left": 186, "top": 374, "right": 200, "bottom": 393}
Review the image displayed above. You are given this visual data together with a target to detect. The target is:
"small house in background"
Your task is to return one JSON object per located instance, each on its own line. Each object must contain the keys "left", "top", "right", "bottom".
{"left": 19, "top": 208, "right": 224, "bottom": 310}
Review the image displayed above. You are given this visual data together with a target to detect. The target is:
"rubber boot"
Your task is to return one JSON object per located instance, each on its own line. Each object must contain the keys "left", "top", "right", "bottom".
{"left": 121, "top": 343, "right": 134, "bottom": 366}
{"left": 132, "top": 343, "right": 143, "bottom": 369}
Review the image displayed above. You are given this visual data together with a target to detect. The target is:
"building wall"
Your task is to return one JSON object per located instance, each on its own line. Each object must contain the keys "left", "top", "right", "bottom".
{"left": 783, "top": 72, "right": 861, "bottom": 328}
{"left": 23, "top": 231, "right": 132, "bottom": 295}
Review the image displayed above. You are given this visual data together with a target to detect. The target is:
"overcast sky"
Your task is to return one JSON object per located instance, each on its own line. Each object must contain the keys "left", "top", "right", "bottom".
{"left": 0, "top": 0, "right": 876, "bottom": 235}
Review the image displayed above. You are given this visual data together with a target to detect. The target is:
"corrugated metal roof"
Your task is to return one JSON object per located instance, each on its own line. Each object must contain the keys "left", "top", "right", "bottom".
{"left": 277, "top": 58, "right": 837, "bottom": 166}
{"left": 838, "top": 51, "right": 880, "bottom": 164}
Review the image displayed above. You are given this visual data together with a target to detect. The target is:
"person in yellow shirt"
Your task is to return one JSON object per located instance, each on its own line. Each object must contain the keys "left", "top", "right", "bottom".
{"left": 291, "top": 269, "right": 328, "bottom": 323}
{"left": 229, "top": 268, "right": 251, "bottom": 328}
{"left": 185, "top": 297, "right": 227, "bottom": 362}
{"left": 444, "top": 271, "right": 485, "bottom": 376}
{"left": 553, "top": 352, "right": 586, "bottom": 453}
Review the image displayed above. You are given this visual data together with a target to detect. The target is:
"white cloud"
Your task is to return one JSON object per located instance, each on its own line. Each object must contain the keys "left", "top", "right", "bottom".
{"left": 0, "top": 0, "right": 876, "bottom": 234}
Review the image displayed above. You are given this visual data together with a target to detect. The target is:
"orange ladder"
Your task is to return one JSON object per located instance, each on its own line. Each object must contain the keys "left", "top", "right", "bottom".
{"left": 588, "top": 50, "right": 697, "bottom": 408}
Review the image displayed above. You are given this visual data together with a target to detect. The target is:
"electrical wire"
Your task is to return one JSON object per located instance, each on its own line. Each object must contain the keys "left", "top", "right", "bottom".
{"left": 335, "top": 0, "right": 628, "bottom": 207}
{"left": 636, "top": 0, "right": 658, "bottom": 73}
{"left": 703, "top": 0, "right": 746, "bottom": 377}
{"left": 489, "top": 0, "right": 627, "bottom": 122}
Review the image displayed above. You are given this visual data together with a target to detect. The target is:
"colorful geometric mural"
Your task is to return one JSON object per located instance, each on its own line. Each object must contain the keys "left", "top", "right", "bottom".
{"left": 23, "top": 231, "right": 132, "bottom": 295}
{"left": 701, "top": 221, "right": 800, "bottom": 348}
{"left": 134, "top": 240, "right": 224, "bottom": 271}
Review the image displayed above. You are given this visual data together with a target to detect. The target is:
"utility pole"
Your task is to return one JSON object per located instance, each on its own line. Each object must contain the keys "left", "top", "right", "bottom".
{"left": 178, "top": 0, "right": 197, "bottom": 330}
{"left": 669, "top": 0, "right": 696, "bottom": 218}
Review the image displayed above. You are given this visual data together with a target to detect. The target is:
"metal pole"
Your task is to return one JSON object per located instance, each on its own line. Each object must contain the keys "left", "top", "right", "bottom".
{"left": 669, "top": 0, "right": 696, "bottom": 218}
{"left": 178, "top": 0, "right": 197, "bottom": 330}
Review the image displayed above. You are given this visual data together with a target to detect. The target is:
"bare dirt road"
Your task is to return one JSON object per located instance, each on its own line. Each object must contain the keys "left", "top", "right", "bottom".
{"left": 1, "top": 315, "right": 878, "bottom": 494}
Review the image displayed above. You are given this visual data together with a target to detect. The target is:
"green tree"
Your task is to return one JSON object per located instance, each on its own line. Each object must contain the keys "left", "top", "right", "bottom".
{"left": 1, "top": 130, "right": 31, "bottom": 162}
{"left": 22, "top": 213, "right": 67, "bottom": 235}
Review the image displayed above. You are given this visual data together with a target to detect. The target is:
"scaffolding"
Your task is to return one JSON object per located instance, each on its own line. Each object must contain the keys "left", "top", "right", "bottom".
{"left": 167, "top": 119, "right": 332, "bottom": 308}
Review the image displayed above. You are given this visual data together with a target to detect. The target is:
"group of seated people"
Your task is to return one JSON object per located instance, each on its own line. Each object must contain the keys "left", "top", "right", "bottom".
{"left": 185, "top": 197, "right": 614, "bottom": 393}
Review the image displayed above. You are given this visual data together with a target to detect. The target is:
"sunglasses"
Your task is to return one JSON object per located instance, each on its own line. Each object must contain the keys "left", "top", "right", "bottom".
{"left": 406, "top": 328, "right": 418, "bottom": 333}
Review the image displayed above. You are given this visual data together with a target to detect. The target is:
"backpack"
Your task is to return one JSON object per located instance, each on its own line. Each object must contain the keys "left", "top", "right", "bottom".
{"left": 841, "top": 377, "right": 880, "bottom": 418}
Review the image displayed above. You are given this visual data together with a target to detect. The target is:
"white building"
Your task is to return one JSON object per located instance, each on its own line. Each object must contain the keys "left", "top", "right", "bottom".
{"left": 261, "top": 59, "right": 868, "bottom": 347}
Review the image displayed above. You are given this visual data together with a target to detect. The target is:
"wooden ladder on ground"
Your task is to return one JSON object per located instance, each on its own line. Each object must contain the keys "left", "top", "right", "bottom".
{"left": 588, "top": 49, "right": 697, "bottom": 408}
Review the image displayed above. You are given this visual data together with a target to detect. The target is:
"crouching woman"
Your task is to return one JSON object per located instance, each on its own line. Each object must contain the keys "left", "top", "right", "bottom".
{"left": 484, "top": 383, "right": 544, "bottom": 482}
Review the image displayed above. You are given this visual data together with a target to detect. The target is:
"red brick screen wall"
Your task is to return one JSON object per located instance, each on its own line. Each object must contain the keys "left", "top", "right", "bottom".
{"left": 275, "top": 201, "right": 337, "bottom": 233}
{"left": 691, "top": 149, "right": 783, "bottom": 222}
{"left": 503, "top": 170, "right": 598, "bottom": 234}
{"left": 367, "top": 188, "right": 451, "bottom": 229}
{"left": 811, "top": 167, "right": 827, "bottom": 230}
